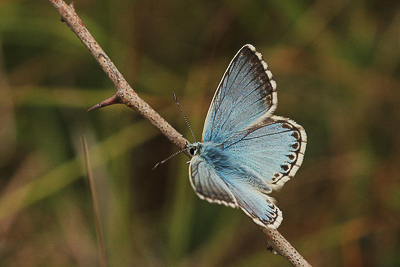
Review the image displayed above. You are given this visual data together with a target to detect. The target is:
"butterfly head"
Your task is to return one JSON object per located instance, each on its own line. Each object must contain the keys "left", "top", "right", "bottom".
{"left": 186, "top": 142, "right": 202, "bottom": 157}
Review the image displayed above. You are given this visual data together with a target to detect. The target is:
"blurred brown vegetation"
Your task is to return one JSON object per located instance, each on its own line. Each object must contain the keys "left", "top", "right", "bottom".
{"left": 1, "top": 0, "right": 400, "bottom": 266}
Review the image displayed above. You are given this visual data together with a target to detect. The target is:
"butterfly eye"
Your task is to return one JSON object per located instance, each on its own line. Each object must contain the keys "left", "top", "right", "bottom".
{"left": 189, "top": 147, "right": 196, "bottom": 155}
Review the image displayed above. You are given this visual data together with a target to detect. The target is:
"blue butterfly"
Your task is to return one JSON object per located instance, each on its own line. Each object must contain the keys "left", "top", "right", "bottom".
{"left": 185, "top": 44, "right": 307, "bottom": 229}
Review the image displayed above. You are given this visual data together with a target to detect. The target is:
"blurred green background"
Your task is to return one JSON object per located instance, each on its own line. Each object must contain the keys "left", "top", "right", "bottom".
{"left": 1, "top": 0, "right": 400, "bottom": 266}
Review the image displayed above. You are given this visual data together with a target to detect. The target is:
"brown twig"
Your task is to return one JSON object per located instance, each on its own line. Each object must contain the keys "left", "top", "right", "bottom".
{"left": 49, "top": 0, "right": 188, "bottom": 155}
{"left": 261, "top": 227, "right": 311, "bottom": 266}
{"left": 48, "top": 1, "right": 311, "bottom": 266}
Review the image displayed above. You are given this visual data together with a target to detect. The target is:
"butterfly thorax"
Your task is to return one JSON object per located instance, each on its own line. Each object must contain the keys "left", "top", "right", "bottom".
{"left": 187, "top": 142, "right": 234, "bottom": 172}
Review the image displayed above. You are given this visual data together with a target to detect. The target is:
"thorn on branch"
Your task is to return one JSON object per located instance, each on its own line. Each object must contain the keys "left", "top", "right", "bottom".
{"left": 88, "top": 94, "right": 120, "bottom": 111}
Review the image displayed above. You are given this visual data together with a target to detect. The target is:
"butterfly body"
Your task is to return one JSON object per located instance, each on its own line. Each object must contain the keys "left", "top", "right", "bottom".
{"left": 186, "top": 45, "right": 307, "bottom": 229}
{"left": 188, "top": 142, "right": 232, "bottom": 171}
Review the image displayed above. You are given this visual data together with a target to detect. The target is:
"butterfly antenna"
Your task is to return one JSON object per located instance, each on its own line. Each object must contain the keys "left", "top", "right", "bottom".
{"left": 153, "top": 146, "right": 187, "bottom": 170}
{"left": 173, "top": 92, "right": 196, "bottom": 142}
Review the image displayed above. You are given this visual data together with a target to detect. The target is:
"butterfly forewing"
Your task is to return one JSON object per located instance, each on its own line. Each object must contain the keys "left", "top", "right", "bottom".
{"left": 189, "top": 156, "right": 238, "bottom": 208}
{"left": 202, "top": 45, "right": 277, "bottom": 143}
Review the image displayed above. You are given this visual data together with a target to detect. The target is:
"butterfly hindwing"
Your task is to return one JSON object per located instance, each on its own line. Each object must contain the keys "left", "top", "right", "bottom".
{"left": 223, "top": 115, "right": 307, "bottom": 189}
{"left": 202, "top": 44, "right": 277, "bottom": 143}
{"left": 227, "top": 181, "right": 283, "bottom": 229}
{"left": 189, "top": 152, "right": 283, "bottom": 229}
